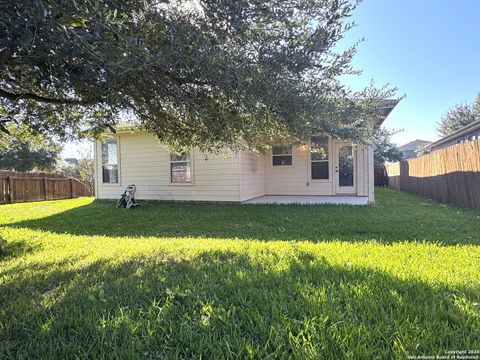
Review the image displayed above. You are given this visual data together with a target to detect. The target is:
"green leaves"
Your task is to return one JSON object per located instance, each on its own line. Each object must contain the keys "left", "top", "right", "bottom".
{"left": 1, "top": 0, "right": 394, "bottom": 152}
{"left": 437, "top": 98, "right": 480, "bottom": 137}
{"left": 0, "top": 123, "right": 62, "bottom": 172}
{"left": 373, "top": 127, "right": 402, "bottom": 164}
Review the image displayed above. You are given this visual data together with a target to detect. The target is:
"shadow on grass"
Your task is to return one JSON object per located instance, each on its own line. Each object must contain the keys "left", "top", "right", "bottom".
{"left": 1, "top": 249, "right": 479, "bottom": 358}
{"left": 5, "top": 191, "right": 480, "bottom": 244}
{"left": 0, "top": 238, "right": 43, "bottom": 261}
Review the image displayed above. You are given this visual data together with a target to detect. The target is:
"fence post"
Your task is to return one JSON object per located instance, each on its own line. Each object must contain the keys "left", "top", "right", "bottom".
{"left": 43, "top": 177, "right": 48, "bottom": 200}
{"left": 7, "top": 176, "right": 13, "bottom": 204}
{"left": 70, "top": 178, "right": 74, "bottom": 198}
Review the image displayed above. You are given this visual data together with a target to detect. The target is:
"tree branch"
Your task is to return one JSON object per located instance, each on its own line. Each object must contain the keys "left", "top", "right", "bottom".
{"left": 0, "top": 88, "right": 95, "bottom": 105}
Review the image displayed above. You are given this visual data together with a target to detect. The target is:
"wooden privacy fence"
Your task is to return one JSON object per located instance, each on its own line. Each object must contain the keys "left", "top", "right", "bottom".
{"left": 374, "top": 165, "right": 388, "bottom": 186}
{"left": 0, "top": 171, "right": 92, "bottom": 204}
{"left": 381, "top": 140, "right": 480, "bottom": 210}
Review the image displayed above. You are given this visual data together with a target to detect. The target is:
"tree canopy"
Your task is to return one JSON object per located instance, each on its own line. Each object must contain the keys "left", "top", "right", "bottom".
{"left": 372, "top": 127, "right": 402, "bottom": 164}
{"left": 1, "top": 0, "right": 394, "bottom": 151}
{"left": 437, "top": 94, "right": 480, "bottom": 137}
{"left": 57, "top": 155, "right": 95, "bottom": 193}
{"left": 0, "top": 124, "right": 61, "bottom": 172}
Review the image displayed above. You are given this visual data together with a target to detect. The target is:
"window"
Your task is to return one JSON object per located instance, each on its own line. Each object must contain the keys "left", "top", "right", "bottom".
{"left": 170, "top": 152, "right": 192, "bottom": 183}
{"left": 272, "top": 145, "right": 292, "bottom": 166}
{"left": 310, "top": 136, "right": 329, "bottom": 180}
{"left": 101, "top": 139, "right": 118, "bottom": 183}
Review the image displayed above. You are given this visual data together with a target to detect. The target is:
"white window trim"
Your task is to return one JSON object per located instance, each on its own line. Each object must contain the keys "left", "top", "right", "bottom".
{"left": 100, "top": 136, "right": 121, "bottom": 185}
{"left": 271, "top": 145, "right": 293, "bottom": 167}
{"left": 169, "top": 150, "right": 194, "bottom": 185}
{"left": 308, "top": 137, "right": 331, "bottom": 182}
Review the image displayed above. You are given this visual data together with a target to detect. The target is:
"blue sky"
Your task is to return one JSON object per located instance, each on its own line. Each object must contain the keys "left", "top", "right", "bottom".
{"left": 338, "top": 0, "right": 480, "bottom": 146}
{"left": 63, "top": 0, "right": 480, "bottom": 157}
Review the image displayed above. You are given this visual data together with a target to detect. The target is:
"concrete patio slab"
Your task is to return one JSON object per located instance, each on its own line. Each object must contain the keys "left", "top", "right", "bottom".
{"left": 242, "top": 195, "right": 369, "bottom": 205}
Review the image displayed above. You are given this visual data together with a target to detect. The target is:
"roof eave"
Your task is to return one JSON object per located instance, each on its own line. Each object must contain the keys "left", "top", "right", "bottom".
{"left": 428, "top": 119, "right": 480, "bottom": 148}
{"left": 374, "top": 99, "right": 401, "bottom": 127}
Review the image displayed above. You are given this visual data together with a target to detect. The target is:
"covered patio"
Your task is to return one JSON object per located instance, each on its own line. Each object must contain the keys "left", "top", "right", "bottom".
{"left": 242, "top": 195, "right": 369, "bottom": 205}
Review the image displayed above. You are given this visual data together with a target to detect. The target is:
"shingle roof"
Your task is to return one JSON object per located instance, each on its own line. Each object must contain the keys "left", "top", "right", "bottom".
{"left": 398, "top": 139, "right": 432, "bottom": 152}
{"left": 428, "top": 119, "right": 480, "bottom": 148}
{"left": 374, "top": 99, "right": 400, "bottom": 127}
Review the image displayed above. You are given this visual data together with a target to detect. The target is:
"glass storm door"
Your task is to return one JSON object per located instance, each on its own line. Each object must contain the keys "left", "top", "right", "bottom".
{"left": 335, "top": 143, "right": 356, "bottom": 194}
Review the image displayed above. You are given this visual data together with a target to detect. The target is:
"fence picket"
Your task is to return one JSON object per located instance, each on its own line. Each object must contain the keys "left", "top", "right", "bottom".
{"left": 0, "top": 171, "right": 92, "bottom": 204}
{"left": 377, "top": 139, "right": 480, "bottom": 210}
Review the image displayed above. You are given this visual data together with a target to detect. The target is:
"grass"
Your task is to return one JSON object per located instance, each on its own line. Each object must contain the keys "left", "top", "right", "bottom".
{"left": 0, "top": 188, "right": 479, "bottom": 359}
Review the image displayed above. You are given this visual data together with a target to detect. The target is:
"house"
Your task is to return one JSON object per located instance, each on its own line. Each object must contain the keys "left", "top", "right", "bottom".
{"left": 429, "top": 119, "right": 480, "bottom": 152}
{"left": 94, "top": 101, "right": 398, "bottom": 204}
{"left": 63, "top": 158, "right": 79, "bottom": 166}
{"left": 398, "top": 139, "right": 432, "bottom": 160}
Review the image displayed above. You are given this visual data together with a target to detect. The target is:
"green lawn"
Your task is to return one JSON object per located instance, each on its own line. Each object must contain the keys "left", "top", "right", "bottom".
{"left": 0, "top": 188, "right": 479, "bottom": 359}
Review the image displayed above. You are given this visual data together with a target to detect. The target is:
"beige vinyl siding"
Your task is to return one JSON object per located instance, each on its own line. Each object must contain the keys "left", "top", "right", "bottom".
{"left": 95, "top": 132, "right": 373, "bottom": 202}
{"left": 264, "top": 139, "right": 369, "bottom": 196}
{"left": 356, "top": 144, "right": 368, "bottom": 196}
{"left": 239, "top": 151, "right": 266, "bottom": 201}
{"left": 367, "top": 144, "right": 375, "bottom": 203}
{"left": 95, "top": 132, "right": 240, "bottom": 202}
{"left": 264, "top": 144, "right": 334, "bottom": 196}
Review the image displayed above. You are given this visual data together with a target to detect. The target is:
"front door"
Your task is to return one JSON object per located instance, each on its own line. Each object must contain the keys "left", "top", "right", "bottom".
{"left": 335, "top": 143, "right": 356, "bottom": 194}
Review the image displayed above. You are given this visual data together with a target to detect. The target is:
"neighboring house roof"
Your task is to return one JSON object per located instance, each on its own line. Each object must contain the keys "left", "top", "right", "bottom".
{"left": 63, "top": 158, "right": 79, "bottom": 166}
{"left": 398, "top": 139, "right": 432, "bottom": 152}
{"left": 428, "top": 119, "right": 480, "bottom": 149}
